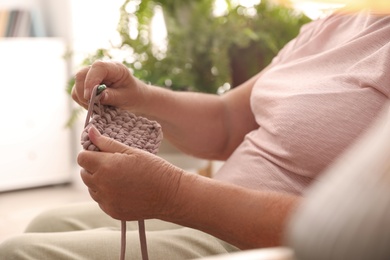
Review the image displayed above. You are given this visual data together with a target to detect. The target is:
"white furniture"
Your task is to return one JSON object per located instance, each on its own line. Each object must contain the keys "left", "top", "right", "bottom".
{"left": 0, "top": 0, "right": 73, "bottom": 191}
{"left": 0, "top": 38, "right": 71, "bottom": 191}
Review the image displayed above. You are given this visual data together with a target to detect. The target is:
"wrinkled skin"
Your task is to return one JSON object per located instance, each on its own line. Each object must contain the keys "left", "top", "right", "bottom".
{"left": 78, "top": 126, "right": 185, "bottom": 221}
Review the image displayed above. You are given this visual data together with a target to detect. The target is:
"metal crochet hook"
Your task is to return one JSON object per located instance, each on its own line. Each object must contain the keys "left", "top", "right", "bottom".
{"left": 96, "top": 84, "right": 107, "bottom": 95}
{"left": 84, "top": 84, "right": 107, "bottom": 129}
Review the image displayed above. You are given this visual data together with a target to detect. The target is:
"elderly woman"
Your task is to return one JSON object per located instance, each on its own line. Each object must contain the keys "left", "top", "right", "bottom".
{"left": 1, "top": 7, "right": 389, "bottom": 260}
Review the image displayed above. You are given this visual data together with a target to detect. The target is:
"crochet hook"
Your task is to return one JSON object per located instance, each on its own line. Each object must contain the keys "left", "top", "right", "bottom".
{"left": 97, "top": 84, "right": 107, "bottom": 95}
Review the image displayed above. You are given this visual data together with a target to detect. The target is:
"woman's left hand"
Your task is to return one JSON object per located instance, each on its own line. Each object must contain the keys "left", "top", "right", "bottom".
{"left": 77, "top": 126, "right": 184, "bottom": 221}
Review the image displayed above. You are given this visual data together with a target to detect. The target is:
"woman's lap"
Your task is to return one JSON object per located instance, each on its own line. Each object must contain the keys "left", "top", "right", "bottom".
{"left": 0, "top": 202, "right": 238, "bottom": 259}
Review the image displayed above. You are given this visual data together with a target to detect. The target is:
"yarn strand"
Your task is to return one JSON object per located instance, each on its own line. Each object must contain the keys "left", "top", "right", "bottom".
{"left": 139, "top": 220, "right": 149, "bottom": 260}
{"left": 120, "top": 221, "right": 126, "bottom": 260}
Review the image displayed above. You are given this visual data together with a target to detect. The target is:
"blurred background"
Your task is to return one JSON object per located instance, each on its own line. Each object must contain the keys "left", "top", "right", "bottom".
{"left": 0, "top": 0, "right": 339, "bottom": 243}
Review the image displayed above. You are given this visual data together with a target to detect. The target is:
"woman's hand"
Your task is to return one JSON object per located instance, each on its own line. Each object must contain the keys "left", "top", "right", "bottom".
{"left": 72, "top": 61, "right": 148, "bottom": 112}
{"left": 77, "top": 126, "right": 184, "bottom": 221}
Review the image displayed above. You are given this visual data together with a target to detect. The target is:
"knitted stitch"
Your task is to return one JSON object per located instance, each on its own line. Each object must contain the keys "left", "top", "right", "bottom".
{"left": 81, "top": 105, "right": 163, "bottom": 153}
{"left": 81, "top": 86, "right": 163, "bottom": 154}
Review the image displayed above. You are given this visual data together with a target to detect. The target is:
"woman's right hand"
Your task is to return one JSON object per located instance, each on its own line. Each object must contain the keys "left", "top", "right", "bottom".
{"left": 71, "top": 60, "right": 148, "bottom": 112}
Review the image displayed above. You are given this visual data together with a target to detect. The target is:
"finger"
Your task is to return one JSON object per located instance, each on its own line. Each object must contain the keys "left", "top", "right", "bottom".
{"left": 88, "top": 188, "right": 100, "bottom": 203}
{"left": 71, "top": 87, "right": 88, "bottom": 110}
{"left": 79, "top": 167, "right": 92, "bottom": 177}
{"left": 88, "top": 126, "right": 134, "bottom": 154}
{"left": 77, "top": 149, "right": 107, "bottom": 174}
{"left": 80, "top": 168, "right": 93, "bottom": 188}
{"left": 79, "top": 168, "right": 100, "bottom": 202}
{"left": 84, "top": 61, "right": 128, "bottom": 100}
{"left": 80, "top": 168, "right": 96, "bottom": 187}
{"left": 73, "top": 66, "right": 91, "bottom": 108}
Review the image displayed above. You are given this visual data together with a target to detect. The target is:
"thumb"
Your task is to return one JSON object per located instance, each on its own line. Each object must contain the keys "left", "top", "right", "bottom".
{"left": 88, "top": 126, "right": 131, "bottom": 154}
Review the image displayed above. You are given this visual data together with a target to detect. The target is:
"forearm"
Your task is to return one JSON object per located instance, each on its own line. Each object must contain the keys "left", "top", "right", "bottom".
{"left": 139, "top": 86, "right": 229, "bottom": 159}
{"left": 164, "top": 173, "right": 301, "bottom": 249}
{"left": 137, "top": 77, "right": 258, "bottom": 160}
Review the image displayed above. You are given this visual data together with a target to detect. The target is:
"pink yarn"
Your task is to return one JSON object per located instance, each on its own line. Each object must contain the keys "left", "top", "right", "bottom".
{"left": 81, "top": 85, "right": 163, "bottom": 154}
{"left": 81, "top": 104, "right": 163, "bottom": 154}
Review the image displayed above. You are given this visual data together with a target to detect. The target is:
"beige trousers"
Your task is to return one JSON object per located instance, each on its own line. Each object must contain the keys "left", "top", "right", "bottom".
{"left": 0, "top": 202, "right": 238, "bottom": 260}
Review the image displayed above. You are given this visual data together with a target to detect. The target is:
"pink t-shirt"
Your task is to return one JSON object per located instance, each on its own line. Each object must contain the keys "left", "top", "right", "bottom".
{"left": 214, "top": 11, "right": 390, "bottom": 195}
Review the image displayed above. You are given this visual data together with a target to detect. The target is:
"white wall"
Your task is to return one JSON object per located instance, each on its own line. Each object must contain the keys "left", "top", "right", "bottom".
{"left": 70, "top": 0, "right": 125, "bottom": 68}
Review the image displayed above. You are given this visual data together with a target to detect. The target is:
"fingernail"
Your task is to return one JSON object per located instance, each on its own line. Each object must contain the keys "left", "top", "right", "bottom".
{"left": 84, "top": 90, "right": 91, "bottom": 100}
{"left": 100, "top": 92, "right": 107, "bottom": 102}
{"left": 88, "top": 126, "right": 100, "bottom": 137}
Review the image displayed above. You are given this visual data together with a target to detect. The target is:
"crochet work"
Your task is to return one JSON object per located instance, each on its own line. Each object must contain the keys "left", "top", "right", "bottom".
{"left": 81, "top": 105, "right": 163, "bottom": 154}
{"left": 81, "top": 88, "right": 163, "bottom": 154}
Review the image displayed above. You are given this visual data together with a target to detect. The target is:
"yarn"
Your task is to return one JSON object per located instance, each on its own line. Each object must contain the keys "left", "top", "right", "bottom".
{"left": 81, "top": 84, "right": 163, "bottom": 260}
{"left": 81, "top": 86, "right": 163, "bottom": 154}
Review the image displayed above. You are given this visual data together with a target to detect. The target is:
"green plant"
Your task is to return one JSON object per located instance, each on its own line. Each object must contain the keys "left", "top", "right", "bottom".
{"left": 66, "top": 0, "right": 311, "bottom": 126}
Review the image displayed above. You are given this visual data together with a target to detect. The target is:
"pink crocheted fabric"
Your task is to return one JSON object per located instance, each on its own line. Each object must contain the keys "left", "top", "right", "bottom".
{"left": 81, "top": 86, "right": 163, "bottom": 154}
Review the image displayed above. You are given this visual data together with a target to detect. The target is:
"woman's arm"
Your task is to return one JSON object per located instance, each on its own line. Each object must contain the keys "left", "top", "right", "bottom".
{"left": 78, "top": 128, "right": 301, "bottom": 250}
{"left": 72, "top": 61, "right": 260, "bottom": 160}
{"left": 170, "top": 173, "right": 301, "bottom": 249}
{"left": 140, "top": 74, "right": 259, "bottom": 160}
